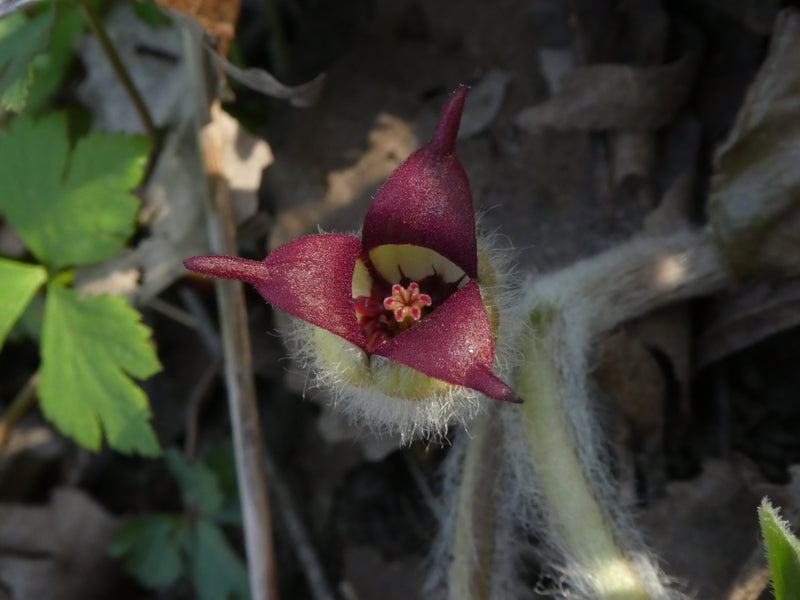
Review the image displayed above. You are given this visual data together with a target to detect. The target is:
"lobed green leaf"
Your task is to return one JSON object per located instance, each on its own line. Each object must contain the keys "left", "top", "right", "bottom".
{"left": 26, "top": 6, "right": 84, "bottom": 113}
{"left": 39, "top": 282, "right": 161, "bottom": 455}
{"left": 165, "top": 448, "right": 225, "bottom": 517}
{"left": 184, "top": 519, "right": 251, "bottom": 600}
{"left": 109, "top": 514, "right": 185, "bottom": 588}
{"left": 0, "top": 258, "right": 46, "bottom": 347}
{"left": 759, "top": 497, "right": 800, "bottom": 600}
{"left": 0, "top": 5, "right": 55, "bottom": 111}
{"left": 204, "top": 443, "right": 243, "bottom": 525}
{"left": 0, "top": 113, "right": 150, "bottom": 271}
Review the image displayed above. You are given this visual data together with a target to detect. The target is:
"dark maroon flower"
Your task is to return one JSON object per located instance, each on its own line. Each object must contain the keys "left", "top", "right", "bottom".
{"left": 185, "top": 86, "right": 517, "bottom": 415}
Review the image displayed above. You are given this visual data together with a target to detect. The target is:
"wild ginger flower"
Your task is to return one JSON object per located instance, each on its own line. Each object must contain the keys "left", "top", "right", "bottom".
{"left": 185, "top": 86, "right": 517, "bottom": 437}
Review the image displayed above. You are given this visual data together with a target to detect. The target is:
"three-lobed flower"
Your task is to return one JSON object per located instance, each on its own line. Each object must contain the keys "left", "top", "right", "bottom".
{"left": 185, "top": 86, "right": 517, "bottom": 436}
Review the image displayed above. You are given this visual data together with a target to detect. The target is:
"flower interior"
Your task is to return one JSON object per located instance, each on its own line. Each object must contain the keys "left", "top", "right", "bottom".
{"left": 352, "top": 244, "right": 467, "bottom": 350}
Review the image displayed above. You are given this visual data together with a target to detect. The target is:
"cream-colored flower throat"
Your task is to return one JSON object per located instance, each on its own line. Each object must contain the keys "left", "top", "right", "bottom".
{"left": 315, "top": 245, "right": 501, "bottom": 402}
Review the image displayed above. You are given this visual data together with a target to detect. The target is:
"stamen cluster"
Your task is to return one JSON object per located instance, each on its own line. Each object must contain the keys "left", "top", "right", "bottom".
{"left": 354, "top": 268, "right": 463, "bottom": 350}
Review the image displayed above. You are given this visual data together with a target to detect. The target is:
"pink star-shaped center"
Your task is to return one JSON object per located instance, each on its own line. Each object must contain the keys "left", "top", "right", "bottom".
{"left": 383, "top": 282, "right": 432, "bottom": 325}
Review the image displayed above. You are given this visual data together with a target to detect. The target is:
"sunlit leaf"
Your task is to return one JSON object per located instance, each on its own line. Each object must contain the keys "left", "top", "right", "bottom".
{"left": 0, "top": 113, "right": 150, "bottom": 271}
{"left": 39, "top": 282, "right": 161, "bottom": 455}
{"left": 0, "top": 258, "right": 46, "bottom": 347}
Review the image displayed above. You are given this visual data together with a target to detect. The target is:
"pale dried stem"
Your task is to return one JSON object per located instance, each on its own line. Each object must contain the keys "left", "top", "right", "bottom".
{"left": 202, "top": 109, "right": 280, "bottom": 599}
{"left": 184, "top": 358, "right": 222, "bottom": 458}
{"left": 184, "top": 31, "right": 280, "bottom": 600}
{"left": 262, "top": 448, "right": 337, "bottom": 600}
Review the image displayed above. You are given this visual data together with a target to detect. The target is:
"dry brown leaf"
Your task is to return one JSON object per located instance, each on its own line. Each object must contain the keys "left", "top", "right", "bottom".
{"left": 516, "top": 49, "right": 700, "bottom": 132}
{"left": 160, "top": 5, "right": 325, "bottom": 107}
{"left": 153, "top": 0, "right": 240, "bottom": 56}
{"left": 457, "top": 68, "right": 511, "bottom": 139}
{"left": 639, "top": 459, "right": 763, "bottom": 599}
{"left": 212, "top": 56, "right": 325, "bottom": 108}
{"left": 595, "top": 328, "right": 666, "bottom": 434}
{"left": 75, "top": 106, "right": 271, "bottom": 302}
{"left": 709, "top": 8, "right": 800, "bottom": 278}
{"left": 696, "top": 276, "right": 800, "bottom": 369}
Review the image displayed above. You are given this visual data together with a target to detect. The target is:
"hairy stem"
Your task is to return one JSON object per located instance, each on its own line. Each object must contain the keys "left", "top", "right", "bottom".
{"left": 518, "top": 313, "right": 649, "bottom": 600}
{"left": 514, "top": 228, "right": 730, "bottom": 599}
{"left": 446, "top": 229, "right": 732, "bottom": 599}
{"left": 522, "top": 228, "right": 729, "bottom": 335}
{"left": 448, "top": 406, "right": 502, "bottom": 600}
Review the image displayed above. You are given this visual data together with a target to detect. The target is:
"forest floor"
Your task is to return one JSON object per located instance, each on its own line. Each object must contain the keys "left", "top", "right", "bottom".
{"left": 1, "top": 1, "right": 800, "bottom": 599}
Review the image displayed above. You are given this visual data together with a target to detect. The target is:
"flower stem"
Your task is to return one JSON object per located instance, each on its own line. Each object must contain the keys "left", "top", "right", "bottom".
{"left": 522, "top": 229, "right": 728, "bottom": 336}
{"left": 79, "top": 2, "right": 158, "bottom": 139}
{"left": 431, "top": 232, "right": 728, "bottom": 597}
{"left": 448, "top": 407, "right": 502, "bottom": 600}
{"left": 518, "top": 312, "right": 649, "bottom": 599}
{"left": 0, "top": 371, "right": 39, "bottom": 449}
{"left": 493, "top": 229, "right": 730, "bottom": 599}
{"left": 79, "top": 1, "right": 164, "bottom": 182}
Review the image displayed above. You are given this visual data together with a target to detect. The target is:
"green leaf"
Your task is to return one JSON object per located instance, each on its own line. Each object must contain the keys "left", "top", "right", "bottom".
{"left": 205, "top": 444, "right": 243, "bottom": 524}
{"left": 166, "top": 448, "right": 224, "bottom": 517}
{"left": 184, "top": 519, "right": 251, "bottom": 600}
{"left": 26, "top": 6, "right": 84, "bottom": 113}
{"left": 109, "top": 514, "right": 185, "bottom": 588}
{"left": 0, "top": 113, "right": 150, "bottom": 270}
{"left": 0, "top": 258, "right": 46, "bottom": 348}
{"left": 759, "top": 498, "right": 800, "bottom": 600}
{"left": 39, "top": 282, "right": 161, "bottom": 455}
{"left": 18, "top": 291, "right": 45, "bottom": 343}
{"left": 0, "top": 5, "right": 55, "bottom": 111}
{"left": 131, "top": 0, "right": 172, "bottom": 26}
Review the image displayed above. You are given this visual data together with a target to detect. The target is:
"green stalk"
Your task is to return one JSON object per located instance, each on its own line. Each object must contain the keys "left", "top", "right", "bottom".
{"left": 511, "top": 229, "right": 730, "bottom": 599}
{"left": 518, "top": 310, "right": 648, "bottom": 600}
{"left": 443, "top": 229, "right": 732, "bottom": 599}
{"left": 448, "top": 407, "right": 502, "bottom": 600}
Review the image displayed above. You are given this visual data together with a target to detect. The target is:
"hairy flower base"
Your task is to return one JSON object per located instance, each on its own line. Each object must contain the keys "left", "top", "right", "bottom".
{"left": 292, "top": 239, "right": 515, "bottom": 439}
{"left": 309, "top": 326, "right": 483, "bottom": 440}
